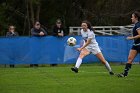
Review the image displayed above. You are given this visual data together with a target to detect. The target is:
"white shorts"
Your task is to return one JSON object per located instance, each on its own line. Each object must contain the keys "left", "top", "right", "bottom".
{"left": 85, "top": 45, "right": 101, "bottom": 55}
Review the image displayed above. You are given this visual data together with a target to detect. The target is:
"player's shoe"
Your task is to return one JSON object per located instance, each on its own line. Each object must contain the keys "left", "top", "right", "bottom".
{"left": 117, "top": 73, "right": 127, "bottom": 77}
{"left": 71, "top": 67, "right": 78, "bottom": 73}
{"left": 109, "top": 71, "right": 114, "bottom": 75}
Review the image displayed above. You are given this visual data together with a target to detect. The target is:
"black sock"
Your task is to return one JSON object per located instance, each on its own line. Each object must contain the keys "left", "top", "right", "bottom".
{"left": 123, "top": 63, "right": 132, "bottom": 76}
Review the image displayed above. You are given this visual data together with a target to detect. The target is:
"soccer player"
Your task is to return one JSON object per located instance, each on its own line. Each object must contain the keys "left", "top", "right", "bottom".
{"left": 71, "top": 20, "right": 114, "bottom": 75}
{"left": 117, "top": 11, "right": 140, "bottom": 77}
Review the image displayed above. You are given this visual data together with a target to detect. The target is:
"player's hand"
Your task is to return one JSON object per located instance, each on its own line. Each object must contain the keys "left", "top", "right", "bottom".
{"left": 126, "top": 36, "right": 133, "bottom": 40}
{"left": 58, "top": 33, "right": 64, "bottom": 37}
{"left": 77, "top": 48, "right": 82, "bottom": 51}
{"left": 39, "top": 32, "right": 45, "bottom": 36}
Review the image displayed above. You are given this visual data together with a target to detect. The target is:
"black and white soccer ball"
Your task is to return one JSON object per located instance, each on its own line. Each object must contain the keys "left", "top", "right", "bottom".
{"left": 67, "top": 37, "right": 77, "bottom": 46}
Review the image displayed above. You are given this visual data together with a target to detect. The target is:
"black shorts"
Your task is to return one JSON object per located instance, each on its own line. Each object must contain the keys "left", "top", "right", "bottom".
{"left": 131, "top": 45, "right": 140, "bottom": 53}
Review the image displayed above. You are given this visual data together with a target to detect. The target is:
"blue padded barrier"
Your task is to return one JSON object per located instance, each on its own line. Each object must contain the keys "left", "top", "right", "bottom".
{"left": 0, "top": 36, "right": 139, "bottom": 64}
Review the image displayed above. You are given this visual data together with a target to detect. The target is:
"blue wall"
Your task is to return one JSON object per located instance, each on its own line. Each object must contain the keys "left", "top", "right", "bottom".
{"left": 0, "top": 36, "right": 139, "bottom": 64}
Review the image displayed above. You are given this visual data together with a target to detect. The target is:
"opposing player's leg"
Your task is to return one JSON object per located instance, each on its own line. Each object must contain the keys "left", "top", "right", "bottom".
{"left": 117, "top": 49, "right": 137, "bottom": 77}
{"left": 71, "top": 48, "right": 90, "bottom": 73}
{"left": 95, "top": 52, "right": 114, "bottom": 75}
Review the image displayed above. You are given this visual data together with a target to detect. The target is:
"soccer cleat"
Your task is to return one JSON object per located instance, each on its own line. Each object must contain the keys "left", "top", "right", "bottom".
{"left": 109, "top": 71, "right": 114, "bottom": 75}
{"left": 117, "top": 73, "right": 127, "bottom": 78}
{"left": 71, "top": 67, "right": 78, "bottom": 73}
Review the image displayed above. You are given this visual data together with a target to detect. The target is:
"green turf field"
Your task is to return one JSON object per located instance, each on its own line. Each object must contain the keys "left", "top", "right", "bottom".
{"left": 0, "top": 64, "right": 140, "bottom": 93}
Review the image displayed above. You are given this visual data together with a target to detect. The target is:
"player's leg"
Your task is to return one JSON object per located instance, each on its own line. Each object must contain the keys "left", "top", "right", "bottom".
{"left": 95, "top": 52, "right": 114, "bottom": 75}
{"left": 118, "top": 49, "right": 137, "bottom": 77}
{"left": 71, "top": 48, "right": 90, "bottom": 73}
{"left": 75, "top": 48, "right": 90, "bottom": 68}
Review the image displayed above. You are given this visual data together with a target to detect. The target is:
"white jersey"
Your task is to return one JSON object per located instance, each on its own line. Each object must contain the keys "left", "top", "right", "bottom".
{"left": 81, "top": 29, "right": 101, "bottom": 55}
{"left": 81, "top": 29, "right": 98, "bottom": 46}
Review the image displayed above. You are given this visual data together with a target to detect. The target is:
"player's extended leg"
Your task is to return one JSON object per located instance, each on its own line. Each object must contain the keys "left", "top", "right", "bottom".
{"left": 95, "top": 52, "right": 114, "bottom": 75}
{"left": 117, "top": 50, "right": 137, "bottom": 77}
{"left": 71, "top": 48, "right": 90, "bottom": 73}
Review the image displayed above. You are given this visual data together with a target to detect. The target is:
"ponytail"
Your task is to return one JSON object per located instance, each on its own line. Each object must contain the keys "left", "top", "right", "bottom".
{"left": 133, "top": 10, "right": 140, "bottom": 21}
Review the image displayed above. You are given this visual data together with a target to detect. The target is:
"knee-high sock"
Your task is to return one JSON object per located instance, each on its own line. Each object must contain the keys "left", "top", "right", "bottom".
{"left": 75, "top": 58, "right": 82, "bottom": 68}
{"left": 123, "top": 63, "right": 132, "bottom": 76}
{"left": 105, "top": 61, "right": 112, "bottom": 72}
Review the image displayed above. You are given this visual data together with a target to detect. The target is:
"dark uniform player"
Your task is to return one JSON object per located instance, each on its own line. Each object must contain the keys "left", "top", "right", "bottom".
{"left": 118, "top": 11, "right": 140, "bottom": 77}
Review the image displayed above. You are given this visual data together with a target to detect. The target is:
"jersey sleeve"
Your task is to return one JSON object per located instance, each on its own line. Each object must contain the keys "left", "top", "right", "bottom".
{"left": 136, "top": 22, "right": 140, "bottom": 31}
{"left": 88, "top": 31, "right": 94, "bottom": 39}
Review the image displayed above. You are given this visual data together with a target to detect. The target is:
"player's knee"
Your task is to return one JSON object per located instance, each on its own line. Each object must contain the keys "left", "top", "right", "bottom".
{"left": 79, "top": 55, "right": 84, "bottom": 59}
{"left": 128, "top": 56, "right": 134, "bottom": 63}
{"left": 79, "top": 54, "right": 85, "bottom": 59}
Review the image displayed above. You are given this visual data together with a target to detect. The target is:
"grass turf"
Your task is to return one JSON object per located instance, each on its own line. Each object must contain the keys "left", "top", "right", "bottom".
{"left": 0, "top": 64, "right": 140, "bottom": 93}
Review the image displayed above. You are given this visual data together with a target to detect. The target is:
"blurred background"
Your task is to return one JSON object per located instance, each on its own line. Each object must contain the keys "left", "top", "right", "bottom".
{"left": 0, "top": 0, "right": 140, "bottom": 36}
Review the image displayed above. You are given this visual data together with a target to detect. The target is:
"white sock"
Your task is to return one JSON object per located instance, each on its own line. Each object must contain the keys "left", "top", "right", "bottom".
{"left": 105, "top": 61, "right": 112, "bottom": 72}
{"left": 75, "top": 58, "right": 82, "bottom": 68}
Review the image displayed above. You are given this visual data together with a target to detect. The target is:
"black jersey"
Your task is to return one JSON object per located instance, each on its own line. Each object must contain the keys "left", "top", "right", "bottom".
{"left": 133, "top": 21, "right": 140, "bottom": 44}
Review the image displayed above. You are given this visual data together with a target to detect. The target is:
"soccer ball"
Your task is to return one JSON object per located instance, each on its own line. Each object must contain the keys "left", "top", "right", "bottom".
{"left": 67, "top": 37, "right": 77, "bottom": 46}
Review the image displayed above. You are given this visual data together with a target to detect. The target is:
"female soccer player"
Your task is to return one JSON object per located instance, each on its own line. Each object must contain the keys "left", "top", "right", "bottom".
{"left": 117, "top": 11, "right": 140, "bottom": 77}
{"left": 71, "top": 20, "right": 114, "bottom": 75}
